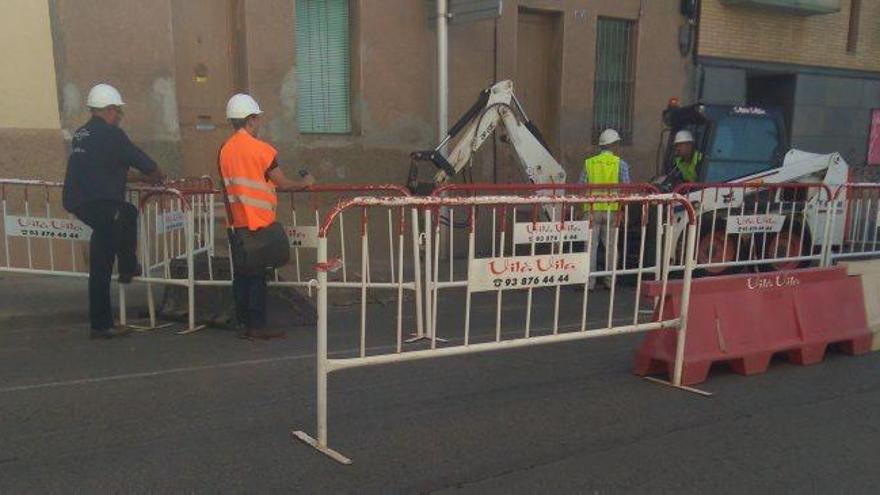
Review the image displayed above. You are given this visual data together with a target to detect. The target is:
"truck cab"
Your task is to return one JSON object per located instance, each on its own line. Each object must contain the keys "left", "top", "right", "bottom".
{"left": 657, "top": 103, "right": 788, "bottom": 188}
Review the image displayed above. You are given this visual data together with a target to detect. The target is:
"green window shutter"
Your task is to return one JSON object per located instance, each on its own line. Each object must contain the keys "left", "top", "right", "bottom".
{"left": 592, "top": 18, "right": 636, "bottom": 144}
{"left": 296, "top": 0, "right": 351, "bottom": 134}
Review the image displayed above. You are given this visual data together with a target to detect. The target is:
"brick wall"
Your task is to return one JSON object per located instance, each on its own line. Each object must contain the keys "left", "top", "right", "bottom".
{"left": 699, "top": 0, "right": 880, "bottom": 72}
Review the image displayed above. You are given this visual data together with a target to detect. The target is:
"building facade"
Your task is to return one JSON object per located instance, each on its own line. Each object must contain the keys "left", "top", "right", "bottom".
{"left": 695, "top": 0, "right": 880, "bottom": 168}
{"left": 1, "top": 0, "right": 694, "bottom": 186}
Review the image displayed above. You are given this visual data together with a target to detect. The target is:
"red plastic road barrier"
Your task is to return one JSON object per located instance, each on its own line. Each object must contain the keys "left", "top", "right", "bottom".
{"left": 633, "top": 266, "right": 872, "bottom": 385}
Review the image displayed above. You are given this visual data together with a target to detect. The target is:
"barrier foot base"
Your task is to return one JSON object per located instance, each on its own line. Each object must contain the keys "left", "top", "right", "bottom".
{"left": 127, "top": 321, "right": 175, "bottom": 332}
{"left": 291, "top": 430, "right": 352, "bottom": 465}
{"left": 404, "top": 334, "right": 449, "bottom": 344}
{"left": 642, "top": 376, "right": 713, "bottom": 397}
{"left": 176, "top": 324, "right": 208, "bottom": 335}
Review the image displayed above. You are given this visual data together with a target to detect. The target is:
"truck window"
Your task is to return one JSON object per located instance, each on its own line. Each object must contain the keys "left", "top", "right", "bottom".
{"left": 703, "top": 115, "right": 780, "bottom": 182}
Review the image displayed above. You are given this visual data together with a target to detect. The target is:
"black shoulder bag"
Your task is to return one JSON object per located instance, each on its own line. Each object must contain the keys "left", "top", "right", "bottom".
{"left": 218, "top": 152, "right": 290, "bottom": 275}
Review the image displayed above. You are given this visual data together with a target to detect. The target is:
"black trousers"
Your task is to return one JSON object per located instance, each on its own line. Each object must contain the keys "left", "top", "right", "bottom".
{"left": 230, "top": 228, "right": 268, "bottom": 330}
{"left": 74, "top": 200, "right": 138, "bottom": 331}
{"left": 232, "top": 273, "right": 268, "bottom": 330}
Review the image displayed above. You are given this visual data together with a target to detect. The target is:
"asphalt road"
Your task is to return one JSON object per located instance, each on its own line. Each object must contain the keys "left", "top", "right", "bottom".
{"left": 1, "top": 281, "right": 879, "bottom": 493}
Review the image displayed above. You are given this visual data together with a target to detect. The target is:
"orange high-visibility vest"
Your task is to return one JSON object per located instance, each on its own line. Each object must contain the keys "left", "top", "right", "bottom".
{"left": 219, "top": 129, "right": 278, "bottom": 230}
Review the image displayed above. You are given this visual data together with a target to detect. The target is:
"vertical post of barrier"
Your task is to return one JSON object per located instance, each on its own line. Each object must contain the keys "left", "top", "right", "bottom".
{"left": 654, "top": 204, "right": 663, "bottom": 281}
{"left": 463, "top": 207, "right": 475, "bottom": 346}
{"left": 178, "top": 207, "right": 198, "bottom": 333}
{"left": 142, "top": 211, "right": 157, "bottom": 328}
{"left": 317, "top": 236, "right": 328, "bottom": 445}
{"left": 2, "top": 197, "right": 10, "bottom": 268}
{"left": 431, "top": 208, "right": 442, "bottom": 348}
{"left": 359, "top": 209, "right": 368, "bottom": 358}
{"left": 292, "top": 236, "right": 351, "bottom": 465}
{"left": 821, "top": 187, "right": 838, "bottom": 267}
{"left": 410, "top": 207, "right": 425, "bottom": 339}
{"left": 673, "top": 222, "right": 698, "bottom": 387}
{"left": 424, "top": 209, "right": 433, "bottom": 340}
{"left": 119, "top": 284, "right": 127, "bottom": 326}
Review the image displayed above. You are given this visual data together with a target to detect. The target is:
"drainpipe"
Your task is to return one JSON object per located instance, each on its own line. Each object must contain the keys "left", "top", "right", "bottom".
{"left": 437, "top": 0, "right": 449, "bottom": 146}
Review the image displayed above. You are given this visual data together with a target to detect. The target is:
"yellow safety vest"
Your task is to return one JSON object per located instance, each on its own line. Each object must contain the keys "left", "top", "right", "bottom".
{"left": 584, "top": 151, "right": 620, "bottom": 212}
{"left": 673, "top": 150, "right": 701, "bottom": 183}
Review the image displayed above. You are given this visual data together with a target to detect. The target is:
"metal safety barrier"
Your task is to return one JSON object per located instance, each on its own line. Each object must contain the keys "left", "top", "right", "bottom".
{"left": 826, "top": 183, "right": 880, "bottom": 264}
{"left": 188, "top": 184, "right": 423, "bottom": 336}
{"left": 418, "top": 182, "right": 667, "bottom": 342}
{"left": 193, "top": 184, "right": 413, "bottom": 288}
{"left": 0, "top": 177, "right": 212, "bottom": 332}
{"left": 131, "top": 187, "right": 201, "bottom": 332}
{"left": 671, "top": 182, "right": 834, "bottom": 275}
{"left": 1, "top": 179, "right": 93, "bottom": 278}
{"left": 292, "top": 193, "right": 698, "bottom": 464}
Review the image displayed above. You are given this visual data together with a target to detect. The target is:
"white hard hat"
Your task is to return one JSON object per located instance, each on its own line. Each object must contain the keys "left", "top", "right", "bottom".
{"left": 674, "top": 130, "right": 695, "bottom": 144}
{"left": 598, "top": 129, "right": 621, "bottom": 146}
{"left": 86, "top": 84, "right": 125, "bottom": 108}
{"left": 226, "top": 93, "right": 262, "bottom": 120}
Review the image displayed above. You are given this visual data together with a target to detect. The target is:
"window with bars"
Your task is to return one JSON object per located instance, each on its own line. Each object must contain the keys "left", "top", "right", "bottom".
{"left": 296, "top": 0, "right": 351, "bottom": 134}
{"left": 592, "top": 18, "right": 636, "bottom": 144}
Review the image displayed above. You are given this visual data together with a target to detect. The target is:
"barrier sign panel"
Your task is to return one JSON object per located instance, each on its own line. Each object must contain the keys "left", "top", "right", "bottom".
{"left": 158, "top": 210, "right": 185, "bottom": 234}
{"left": 4, "top": 215, "right": 92, "bottom": 241}
{"left": 468, "top": 252, "right": 590, "bottom": 292}
{"left": 513, "top": 221, "right": 589, "bottom": 244}
{"left": 286, "top": 225, "right": 319, "bottom": 248}
{"left": 725, "top": 214, "right": 786, "bottom": 234}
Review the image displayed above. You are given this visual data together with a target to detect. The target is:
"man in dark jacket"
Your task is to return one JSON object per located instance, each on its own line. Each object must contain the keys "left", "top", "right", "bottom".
{"left": 63, "top": 83, "right": 165, "bottom": 339}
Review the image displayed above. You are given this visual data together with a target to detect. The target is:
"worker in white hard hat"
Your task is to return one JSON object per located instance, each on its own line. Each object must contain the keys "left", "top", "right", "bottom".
{"left": 218, "top": 93, "right": 315, "bottom": 340}
{"left": 62, "top": 83, "right": 166, "bottom": 339}
{"left": 578, "top": 128, "right": 631, "bottom": 290}
{"left": 672, "top": 130, "right": 701, "bottom": 183}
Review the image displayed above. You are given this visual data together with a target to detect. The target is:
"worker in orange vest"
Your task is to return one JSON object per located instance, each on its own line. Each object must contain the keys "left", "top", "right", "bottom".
{"left": 219, "top": 93, "right": 315, "bottom": 340}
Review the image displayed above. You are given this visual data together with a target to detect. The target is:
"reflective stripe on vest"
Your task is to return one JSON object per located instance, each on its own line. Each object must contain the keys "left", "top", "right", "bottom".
{"left": 226, "top": 194, "right": 276, "bottom": 212}
{"left": 584, "top": 151, "right": 620, "bottom": 212}
{"left": 219, "top": 130, "right": 278, "bottom": 230}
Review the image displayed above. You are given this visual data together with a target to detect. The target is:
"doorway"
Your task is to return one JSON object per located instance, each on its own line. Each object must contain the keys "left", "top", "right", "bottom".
{"left": 515, "top": 7, "right": 563, "bottom": 159}
{"left": 171, "top": 0, "right": 247, "bottom": 176}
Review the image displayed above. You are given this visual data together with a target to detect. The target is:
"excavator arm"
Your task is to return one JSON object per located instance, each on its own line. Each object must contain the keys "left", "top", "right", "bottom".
{"left": 408, "top": 80, "right": 566, "bottom": 194}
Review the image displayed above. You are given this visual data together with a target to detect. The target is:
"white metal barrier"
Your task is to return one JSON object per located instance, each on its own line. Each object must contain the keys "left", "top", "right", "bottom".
{"left": 292, "top": 193, "right": 698, "bottom": 464}
{"left": 190, "top": 184, "right": 424, "bottom": 336}
{"left": 826, "top": 183, "right": 880, "bottom": 264}
{"left": 0, "top": 177, "right": 211, "bottom": 332}
{"left": 421, "top": 183, "right": 668, "bottom": 343}
{"left": 132, "top": 187, "right": 208, "bottom": 333}
{"left": 195, "top": 184, "right": 413, "bottom": 288}
{"left": 1, "top": 179, "right": 93, "bottom": 278}
{"left": 671, "top": 182, "right": 834, "bottom": 275}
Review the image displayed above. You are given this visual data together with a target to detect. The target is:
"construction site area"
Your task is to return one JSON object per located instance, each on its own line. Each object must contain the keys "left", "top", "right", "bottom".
{"left": 1, "top": 0, "right": 879, "bottom": 492}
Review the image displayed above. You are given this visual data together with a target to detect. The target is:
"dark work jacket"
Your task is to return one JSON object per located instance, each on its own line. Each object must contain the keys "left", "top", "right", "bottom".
{"left": 62, "top": 117, "right": 157, "bottom": 213}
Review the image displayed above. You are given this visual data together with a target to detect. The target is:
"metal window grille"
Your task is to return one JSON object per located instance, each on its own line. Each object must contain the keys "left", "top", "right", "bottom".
{"left": 296, "top": 0, "right": 352, "bottom": 134}
{"left": 592, "top": 18, "right": 636, "bottom": 144}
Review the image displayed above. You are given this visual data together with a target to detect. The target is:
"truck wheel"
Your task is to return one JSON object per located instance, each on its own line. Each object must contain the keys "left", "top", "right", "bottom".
{"left": 695, "top": 222, "right": 742, "bottom": 276}
{"left": 758, "top": 221, "right": 812, "bottom": 272}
